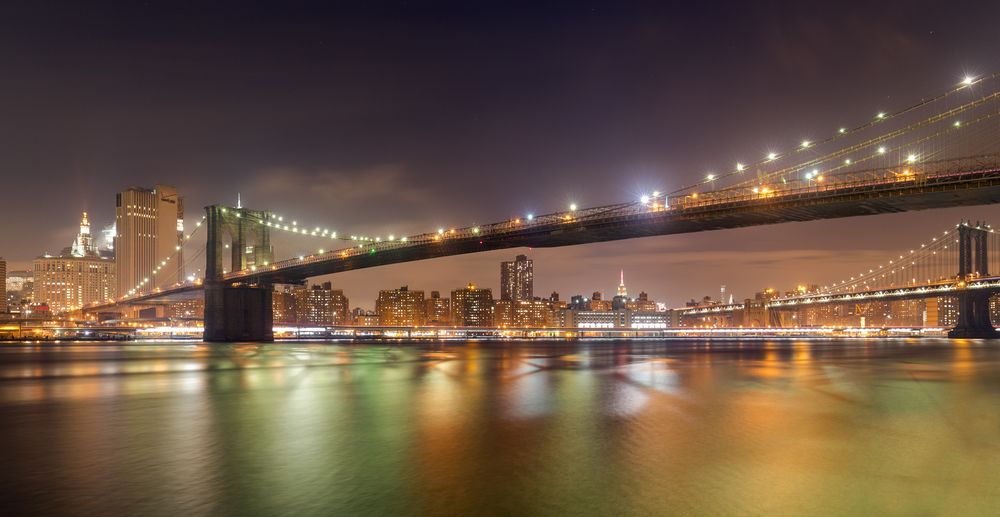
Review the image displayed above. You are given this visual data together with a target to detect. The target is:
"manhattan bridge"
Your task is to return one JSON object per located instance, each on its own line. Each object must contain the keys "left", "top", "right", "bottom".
{"left": 81, "top": 73, "right": 1000, "bottom": 341}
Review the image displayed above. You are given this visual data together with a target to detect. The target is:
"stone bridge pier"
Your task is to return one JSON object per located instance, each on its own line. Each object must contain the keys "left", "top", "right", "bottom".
{"left": 203, "top": 204, "right": 275, "bottom": 342}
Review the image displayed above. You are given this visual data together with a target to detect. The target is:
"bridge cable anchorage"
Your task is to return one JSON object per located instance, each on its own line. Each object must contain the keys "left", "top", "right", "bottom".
{"left": 664, "top": 71, "right": 1000, "bottom": 204}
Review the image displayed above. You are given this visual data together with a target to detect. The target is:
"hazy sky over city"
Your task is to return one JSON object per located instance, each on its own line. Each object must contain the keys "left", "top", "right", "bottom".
{"left": 3, "top": 1, "right": 1000, "bottom": 307}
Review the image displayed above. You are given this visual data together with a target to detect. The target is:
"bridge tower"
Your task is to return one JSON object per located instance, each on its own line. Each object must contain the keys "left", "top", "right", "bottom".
{"left": 949, "top": 221, "right": 998, "bottom": 338}
{"left": 204, "top": 204, "right": 275, "bottom": 342}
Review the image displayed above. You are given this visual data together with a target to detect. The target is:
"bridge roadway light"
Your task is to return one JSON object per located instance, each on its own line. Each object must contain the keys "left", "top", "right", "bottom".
{"left": 907, "top": 154, "right": 917, "bottom": 163}
{"left": 569, "top": 203, "right": 577, "bottom": 211}
{"left": 526, "top": 213, "right": 534, "bottom": 220}
{"left": 962, "top": 76, "right": 974, "bottom": 85}
{"left": 736, "top": 163, "right": 745, "bottom": 171}
{"left": 876, "top": 112, "right": 885, "bottom": 119}
{"left": 640, "top": 195, "right": 650, "bottom": 204}
{"left": 877, "top": 146, "right": 886, "bottom": 154}
{"left": 801, "top": 140, "right": 810, "bottom": 148}
{"left": 767, "top": 152, "right": 777, "bottom": 160}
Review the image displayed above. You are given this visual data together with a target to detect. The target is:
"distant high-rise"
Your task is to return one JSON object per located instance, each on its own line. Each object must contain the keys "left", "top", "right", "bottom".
{"left": 617, "top": 270, "right": 628, "bottom": 297}
{"left": 115, "top": 185, "right": 184, "bottom": 297}
{"left": 452, "top": 283, "right": 493, "bottom": 327}
{"left": 0, "top": 258, "right": 6, "bottom": 313}
{"left": 376, "top": 286, "right": 426, "bottom": 326}
{"left": 500, "top": 254, "right": 533, "bottom": 301}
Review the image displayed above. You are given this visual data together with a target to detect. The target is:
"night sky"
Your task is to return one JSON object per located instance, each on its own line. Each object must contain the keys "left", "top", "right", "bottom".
{"left": 4, "top": 1, "right": 1000, "bottom": 308}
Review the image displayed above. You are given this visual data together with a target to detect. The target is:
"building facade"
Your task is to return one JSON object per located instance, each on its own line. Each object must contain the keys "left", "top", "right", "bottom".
{"left": 451, "top": 284, "right": 493, "bottom": 327}
{"left": 500, "top": 254, "right": 533, "bottom": 301}
{"left": 33, "top": 256, "right": 116, "bottom": 313}
{"left": 494, "top": 299, "right": 556, "bottom": 328}
{"left": 425, "top": 291, "right": 451, "bottom": 325}
{"left": 376, "top": 286, "right": 426, "bottom": 326}
{"left": 115, "top": 185, "right": 184, "bottom": 297}
{"left": 0, "top": 257, "right": 6, "bottom": 313}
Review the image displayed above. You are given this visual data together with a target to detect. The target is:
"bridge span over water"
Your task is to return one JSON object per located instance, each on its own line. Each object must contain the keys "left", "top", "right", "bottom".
{"left": 82, "top": 74, "right": 1000, "bottom": 341}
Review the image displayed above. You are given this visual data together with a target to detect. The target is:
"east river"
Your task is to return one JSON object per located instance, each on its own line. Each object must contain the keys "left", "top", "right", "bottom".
{"left": 0, "top": 339, "right": 998, "bottom": 515}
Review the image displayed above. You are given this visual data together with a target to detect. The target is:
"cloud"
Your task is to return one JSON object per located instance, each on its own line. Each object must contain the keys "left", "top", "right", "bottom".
{"left": 248, "top": 163, "right": 429, "bottom": 205}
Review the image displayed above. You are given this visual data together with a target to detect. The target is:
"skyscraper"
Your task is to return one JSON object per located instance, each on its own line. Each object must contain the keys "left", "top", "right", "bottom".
{"left": 617, "top": 270, "right": 628, "bottom": 297}
{"left": 115, "top": 185, "right": 184, "bottom": 297}
{"left": 33, "top": 255, "right": 115, "bottom": 313}
{"left": 500, "top": 254, "right": 533, "bottom": 301}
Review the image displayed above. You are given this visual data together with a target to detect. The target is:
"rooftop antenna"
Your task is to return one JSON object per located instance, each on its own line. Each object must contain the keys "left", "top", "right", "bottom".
{"left": 237, "top": 193, "right": 242, "bottom": 209}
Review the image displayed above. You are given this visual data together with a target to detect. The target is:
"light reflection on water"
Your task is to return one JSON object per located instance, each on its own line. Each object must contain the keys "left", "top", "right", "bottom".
{"left": 0, "top": 339, "right": 998, "bottom": 515}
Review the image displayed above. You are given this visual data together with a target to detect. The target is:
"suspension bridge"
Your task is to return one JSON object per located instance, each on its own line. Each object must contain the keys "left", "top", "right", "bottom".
{"left": 678, "top": 221, "right": 1000, "bottom": 337}
{"left": 80, "top": 73, "right": 1000, "bottom": 340}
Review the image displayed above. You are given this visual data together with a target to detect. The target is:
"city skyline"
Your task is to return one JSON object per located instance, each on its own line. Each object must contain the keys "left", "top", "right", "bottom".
{"left": 4, "top": 3, "right": 1000, "bottom": 307}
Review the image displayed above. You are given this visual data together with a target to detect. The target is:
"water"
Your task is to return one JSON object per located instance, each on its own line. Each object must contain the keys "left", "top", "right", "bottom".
{"left": 0, "top": 339, "right": 998, "bottom": 516}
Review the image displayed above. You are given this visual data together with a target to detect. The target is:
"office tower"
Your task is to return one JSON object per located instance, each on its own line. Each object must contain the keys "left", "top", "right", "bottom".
{"left": 451, "top": 283, "right": 493, "bottom": 327}
{"left": 376, "top": 286, "right": 426, "bottom": 326}
{"left": 115, "top": 185, "right": 184, "bottom": 297}
{"left": 617, "top": 270, "right": 627, "bottom": 297}
{"left": 425, "top": 290, "right": 451, "bottom": 325}
{"left": 500, "top": 254, "right": 533, "bottom": 301}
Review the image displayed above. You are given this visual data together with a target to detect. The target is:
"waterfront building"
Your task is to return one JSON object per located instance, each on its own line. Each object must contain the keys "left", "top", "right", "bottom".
{"left": 425, "top": 291, "right": 451, "bottom": 325}
{"left": 5, "top": 270, "right": 33, "bottom": 313}
{"left": 566, "top": 310, "right": 628, "bottom": 329}
{"left": 500, "top": 254, "right": 533, "bottom": 301}
{"left": 272, "top": 286, "right": 297, "bottom": 324}
{"left": 295, "top": 282, "right": 350, "bottom": 325}
{"left": 272, "top": 283, "right": 349, "bottom": 325}
{"left": 494, "top": 298, "right": 556, "bottom": 328}
{"left": 629, "top": 312, "right": 671, "bottom": 329}
{"left": 626, "top": 292, "right": 658, "bottom": 312}
{"left": 589, "top": 292, "right": 612, "bottom": 311}
{"left": 451, "top": 283, "right": 493, "bottom": 327}
{"left": 33, "top": 255, "right": 116, "bottom": 313}
{"left": 354, "top": 311, "right": 379, "bottom": 326}
{"left": 0, "top": 257, "right": 5, "bottom": 313}
{"left": 376, "top": 286, "right": 426, "bottom": 326}
{"left": 115, "top": 185, "right": 184, "bottom": 297}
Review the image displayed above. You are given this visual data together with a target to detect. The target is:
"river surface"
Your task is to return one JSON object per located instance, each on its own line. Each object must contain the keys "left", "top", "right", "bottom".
{"left": 0, "top": 339, "right": 998, "bottom": 516}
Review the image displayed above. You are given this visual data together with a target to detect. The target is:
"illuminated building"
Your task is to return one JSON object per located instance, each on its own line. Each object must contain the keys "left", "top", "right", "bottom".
{"left": 295, "top": 282, "right": 350, "bottom": 325}
{"left": 33, "top": 255, "right": 116, "bottom": 313}
{"left": 451, "top": 283, "right": 493, "bottom": 327}
{"left": 500, "top": 254, "right": 533, "bottom": 301}
{"left": 69, "top": 212, "right": 97, "bottom": 257}
{"left": 273, "top": 282, "right": 349, "bottom": 325}
{"left": 626, "top": 292, "right": 657, "bottom": 312}
{"left": 164, "top": 298, "right": 204, "bottom": 319}
{"left": 925, "top": 297, "right": 959, "bottom": 326}
{"left": 589, "top": 291, "right": 612, "bottom": 311}
{"left": 115, "top": 185, "right": 184, "bottom": 297}
{"left": 616, "top": 270, "right": 627, "bottom": 297}
{"left": 494, "top": 299, "right": 555, "bottom": 328}
{"left": 0, "top": 258, "right": 5, "bottom": 313}
{"left": 425, "top": 291, "right": 451, "bottom": 325}
{"left": 567, "top": 310, "right": 627, "bottom": 328}
{"left": 5, "top": 270, "right": 33, "bottom": 312}
{"left": 376, "top": 286, "right": 426, "bottom": 326}
{"left": 272, "top": 286, "right": 297, "bottom": 324}
{"left": 629, "top": 312, "right": 671, "bottom": 329}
